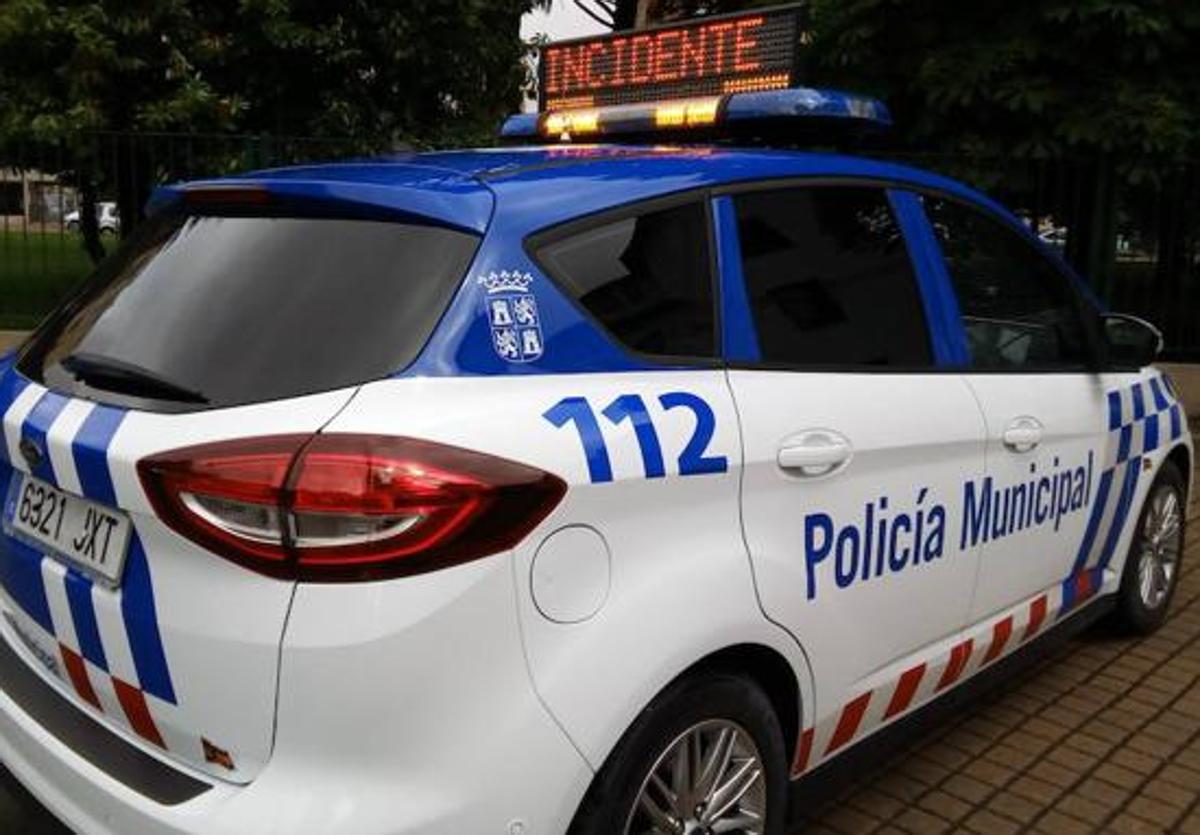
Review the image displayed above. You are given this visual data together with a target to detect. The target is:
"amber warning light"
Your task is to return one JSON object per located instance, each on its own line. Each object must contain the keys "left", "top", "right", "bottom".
{"left": 538, "top": 5, "right": 810, "bottom": 112}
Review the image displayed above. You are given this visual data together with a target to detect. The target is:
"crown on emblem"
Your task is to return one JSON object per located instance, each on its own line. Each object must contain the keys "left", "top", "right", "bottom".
{"left": 478, "top": 270, "right": 534, "bottom": 294}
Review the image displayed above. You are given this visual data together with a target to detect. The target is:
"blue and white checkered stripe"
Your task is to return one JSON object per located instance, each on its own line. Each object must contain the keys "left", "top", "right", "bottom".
{"left": 0, "top": 378, "right": 176, "bottom": 707}
{"left": 1063, "top": 373, "right": 1182, "bottom": 612}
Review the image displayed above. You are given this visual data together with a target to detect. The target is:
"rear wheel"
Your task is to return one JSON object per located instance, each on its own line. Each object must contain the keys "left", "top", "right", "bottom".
{"left": 1112, "top": 461, "right": 1186, "bottom": 635}
{"left": 570, "top": 673, "right": 787, "bottom": 835}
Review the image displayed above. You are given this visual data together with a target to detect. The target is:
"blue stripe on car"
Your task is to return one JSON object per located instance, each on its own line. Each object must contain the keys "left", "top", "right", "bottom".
{"left": 1097, "top": 457, "right": 1142, "bottom": 572}
{"left": 0, "top": 373, "right": 29, "bottom": 466}
{"left": 73, "top": 405, "right": 126, "bottom": 507}
{"left": 713, "top": 196, "right": 761, "bottom": 363}
{"left": 21, "top": 390, "right": 70, "bottom": 485}
{"left": 1107, "top": 391, "right": 1122, "bottom": 431}
{"left": 64, "top": 568, "right": 108, "bottom": 670}
{"left": 0, "top": 517, "right": 54, "bottom": 634}
{"left": 1149, "top": 377, "right": 1170, "bottom": 411}
{"left": 1071, "top": 467, "right": 1113, "bottom": 577}
{"left": 70, "top": 405, "right": 176, "bottom": 703}
{"left": 121, "top": 534, "right": 176, "bottom": 704}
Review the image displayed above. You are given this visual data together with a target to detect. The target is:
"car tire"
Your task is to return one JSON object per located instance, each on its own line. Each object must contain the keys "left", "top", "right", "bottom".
{"left": 65, "top": 221, "right": 78, "bottom": 233}
{"left": 569, "top": 672, "right": 788, "bottom": 835}
{"left": 1112, "top": 460, "right": 1186, "bottom": 635}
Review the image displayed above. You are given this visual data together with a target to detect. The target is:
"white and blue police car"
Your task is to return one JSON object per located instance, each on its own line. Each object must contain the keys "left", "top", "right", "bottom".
{"left": 0, "top": 9, "right": 1191, "bottom": 835}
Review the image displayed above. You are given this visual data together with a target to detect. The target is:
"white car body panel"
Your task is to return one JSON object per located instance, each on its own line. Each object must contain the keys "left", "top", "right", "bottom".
{"left": 727, "top": 371, "right": 989, "bottom": 773}
{"left": 321, "top": 372, "right": 816, "bottom": 773}
{"left": 0, "top": 145, "right": 1193, "bottom": 835}
{"left": 0, "top": 383, "right": 358, "bottom": 783}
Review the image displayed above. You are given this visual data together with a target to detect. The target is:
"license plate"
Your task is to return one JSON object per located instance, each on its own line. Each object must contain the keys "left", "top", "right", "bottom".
{"left": 4, "top": 473, "right": 132, "bottom": 586}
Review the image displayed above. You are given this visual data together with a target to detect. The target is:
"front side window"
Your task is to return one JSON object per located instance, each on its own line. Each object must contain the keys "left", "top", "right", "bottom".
{"left": 924, "top": 197, "right": 1094, "bottom": 370}
{"left": 534, "top": 202, "right": 716, "bottom": 360}
{"left": 733, "top": 186, "right": 932, "bottom": 367}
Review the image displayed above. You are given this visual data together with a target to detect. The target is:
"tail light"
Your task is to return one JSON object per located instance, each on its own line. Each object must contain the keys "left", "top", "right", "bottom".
{"left": 138, "top": 434, "right": 567, "bottom": 581}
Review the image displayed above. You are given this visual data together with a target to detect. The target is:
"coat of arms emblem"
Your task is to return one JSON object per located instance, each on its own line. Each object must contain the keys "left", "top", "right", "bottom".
{"left": 478, "top": 271, "right": 544, "bottom": 363}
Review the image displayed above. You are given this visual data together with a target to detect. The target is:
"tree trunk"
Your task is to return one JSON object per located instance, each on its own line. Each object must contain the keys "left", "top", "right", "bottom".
{"left": 77, "top": 175, "right": 105, "bottom": 266}
{"left": 114, "top": 134, "right": 154, "bottom": 243}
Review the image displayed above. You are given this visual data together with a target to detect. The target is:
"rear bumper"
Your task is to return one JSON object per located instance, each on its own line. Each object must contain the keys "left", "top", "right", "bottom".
{"left": 1, "top": 555, "right": 592, "bottom": 834}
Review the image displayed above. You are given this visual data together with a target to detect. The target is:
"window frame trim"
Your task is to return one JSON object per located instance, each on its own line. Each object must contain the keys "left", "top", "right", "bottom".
{"left": 711, "top": 174, "right": 1106, "bottom": 375}
{"left": 521, "top": 173, "right": 1109, "bottom": 376}
{"left": 523, "top": 190, "right": 723, "bottom": 369}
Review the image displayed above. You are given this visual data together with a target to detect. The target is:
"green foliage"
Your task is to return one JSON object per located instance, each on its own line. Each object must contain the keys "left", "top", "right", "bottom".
{"left": 809, "top": 0, "right": 1200, "bottom": 174}
{"left": 0, "top": 0, "right": 543, "bottom": 150}
{"left": 621, "top": 0, "right": 1200, "bottom": 176}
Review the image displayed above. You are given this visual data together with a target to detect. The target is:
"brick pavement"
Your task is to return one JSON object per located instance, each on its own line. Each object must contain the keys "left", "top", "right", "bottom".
{"left": 791, "top": 448, "right": 1200, "bottom": 835}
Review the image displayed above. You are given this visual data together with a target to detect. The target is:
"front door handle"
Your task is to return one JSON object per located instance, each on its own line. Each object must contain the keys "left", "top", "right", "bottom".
{"left": 778, "top": 430, "right": 853, "bottom": 477}
{"left": 1002, "top": 417, "right": 1043, "bottom": 453}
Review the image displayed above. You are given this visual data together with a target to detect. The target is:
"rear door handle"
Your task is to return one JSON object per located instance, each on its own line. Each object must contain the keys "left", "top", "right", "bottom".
{"left": 1002, "top": 417, "right": 1043, "bottom": 453}
{"left": 778, "top": 430, "right": 853, "bottom": 477}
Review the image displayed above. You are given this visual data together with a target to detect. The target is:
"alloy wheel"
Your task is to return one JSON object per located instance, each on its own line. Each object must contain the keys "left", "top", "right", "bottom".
{"left": 624, "top": 719, "right": 766, "bottom": 835}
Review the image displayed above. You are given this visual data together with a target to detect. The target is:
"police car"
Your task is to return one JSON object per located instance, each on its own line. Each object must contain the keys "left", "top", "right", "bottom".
{"left": 0, "top": 8, "right": 1191, "bottom": 835}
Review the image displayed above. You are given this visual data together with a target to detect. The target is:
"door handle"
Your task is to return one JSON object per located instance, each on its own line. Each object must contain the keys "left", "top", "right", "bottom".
{"left": 778, "top": 430, "right": 853, "bottom": 477}
{"left": 1002, "top": 417, "right": 1043, "bottom": 453}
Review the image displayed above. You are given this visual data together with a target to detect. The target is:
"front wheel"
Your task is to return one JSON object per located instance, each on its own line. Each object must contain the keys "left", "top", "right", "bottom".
{"left": 1112, "top": 460, "right": 1186, "bottom": 635}
{"left": 569, "top": 673, "right": 787, "bottom": 835}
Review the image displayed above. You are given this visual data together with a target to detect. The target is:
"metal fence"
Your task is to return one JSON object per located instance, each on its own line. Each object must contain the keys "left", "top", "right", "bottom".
{"left": 0, "top": 132, "right": 364, "bottom": 328}
{"left": 1, "top": 134, "right": 1198, "bottom": 360}
{"left": 889, "top": 153, "right": 1200, "bottom": 363}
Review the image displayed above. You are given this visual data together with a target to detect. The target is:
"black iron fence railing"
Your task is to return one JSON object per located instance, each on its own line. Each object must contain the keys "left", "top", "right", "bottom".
{"left": 0, "top": 131, "right": 365, "bottom": 328}
{"left": 1, "top": 135, "right": 1198, "bottom": 360}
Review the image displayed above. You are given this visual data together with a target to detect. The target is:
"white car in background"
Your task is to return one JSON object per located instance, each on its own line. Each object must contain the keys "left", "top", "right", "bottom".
{"left": 64, "top": 202, "right": 120, "bottom": 235}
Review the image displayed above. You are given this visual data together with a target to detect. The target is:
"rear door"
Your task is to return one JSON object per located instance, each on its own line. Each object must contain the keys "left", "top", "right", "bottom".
{"left": 0, "top": 209, "right": 479, "bottom": 781}
{"left": 917, "top": 195, "right": 1114, "bottom": 623}
{"left": 720, "top": 185, "right": 987, "bottom": 773}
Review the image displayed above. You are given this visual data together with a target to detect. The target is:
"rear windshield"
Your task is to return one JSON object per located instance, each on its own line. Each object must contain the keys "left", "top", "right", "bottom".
{"left": 18, "top": 213, "right": 479, "bottom": 411}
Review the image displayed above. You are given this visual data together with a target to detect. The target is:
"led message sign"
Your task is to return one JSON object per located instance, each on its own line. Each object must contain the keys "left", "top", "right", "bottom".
{"left": 539, "top": 5, "right": 810, "bottom": 111}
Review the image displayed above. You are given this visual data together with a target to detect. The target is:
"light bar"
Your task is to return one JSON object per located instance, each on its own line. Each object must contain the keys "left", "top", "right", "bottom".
{"left": 500, "top": 87, "right": 892, "bottom": 143}
{"left": 538, "top": 5, "right": 809, "bottom": 111}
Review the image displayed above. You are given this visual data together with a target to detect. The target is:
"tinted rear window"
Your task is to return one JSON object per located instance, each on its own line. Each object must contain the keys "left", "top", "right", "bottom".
{"left": 19, "top": 214, "right": 478, "bottom": 411}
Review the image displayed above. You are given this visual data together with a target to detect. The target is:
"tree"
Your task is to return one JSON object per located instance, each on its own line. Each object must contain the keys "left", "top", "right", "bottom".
{"left": 808, "top": 0, "right": 1200, "bottom": 295}
{"left": 605, "top": 0, "right": 769, "bottom": 28}
{"left": 605, "top": 0, "right": 1200, "bottom": 298}
{"left": 0, "top": 0, "right": 543, "bottom": 259}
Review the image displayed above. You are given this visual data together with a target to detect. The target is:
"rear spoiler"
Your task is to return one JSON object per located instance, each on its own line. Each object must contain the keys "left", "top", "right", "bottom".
{"left": 147, "top": 170, "right": 494, "bottom": 235}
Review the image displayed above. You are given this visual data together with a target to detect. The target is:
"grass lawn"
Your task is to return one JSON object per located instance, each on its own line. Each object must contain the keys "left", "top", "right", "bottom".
{"left": 0, "top": 229, "right": 95, "bottom": 328}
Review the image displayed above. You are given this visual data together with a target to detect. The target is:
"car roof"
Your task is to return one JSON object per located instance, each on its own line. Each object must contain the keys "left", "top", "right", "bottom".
{"left": 154, "top": 145, "right": 1021, "bottom": 237}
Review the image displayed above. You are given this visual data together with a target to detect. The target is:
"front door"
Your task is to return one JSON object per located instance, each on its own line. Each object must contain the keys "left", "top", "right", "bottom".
{"left": 718, "top": 185, "right": 987, "bottom": 774}
{"left": 916, "top": 194, "right": 1116, "bottom": 624}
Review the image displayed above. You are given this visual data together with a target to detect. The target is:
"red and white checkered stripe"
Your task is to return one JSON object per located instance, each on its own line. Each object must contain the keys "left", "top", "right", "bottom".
{"left": 39, "top": 556, "right": 171, "bottom": 750}
{"left": 791, "top": 583, "right": 1068, "bottom": 778}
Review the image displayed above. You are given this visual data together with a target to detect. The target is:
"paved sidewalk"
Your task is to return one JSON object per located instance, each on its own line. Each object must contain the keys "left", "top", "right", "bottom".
{"left": 792, "top": 453, "right": 1200, "bottom": 835}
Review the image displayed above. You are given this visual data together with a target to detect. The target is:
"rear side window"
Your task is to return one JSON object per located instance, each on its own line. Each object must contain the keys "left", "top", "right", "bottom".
{"left": 20, "top": 214, "right": 478, "bottom": 410}
{"left": 924, "top": 197, "right": 1093, "bottom": 370}
{"left": 534, "top": 202, "right": 716, "bottom": 360}
{"left": 734, "top": 186, "right": 931, "bottom": 367}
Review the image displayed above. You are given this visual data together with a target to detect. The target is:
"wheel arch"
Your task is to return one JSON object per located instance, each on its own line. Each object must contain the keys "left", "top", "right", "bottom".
{"left": 1165, "top": 442, "right": 1192, "bottom": 501}
{"left": 673, "top": 642, "right": 802, "bottom": 757}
